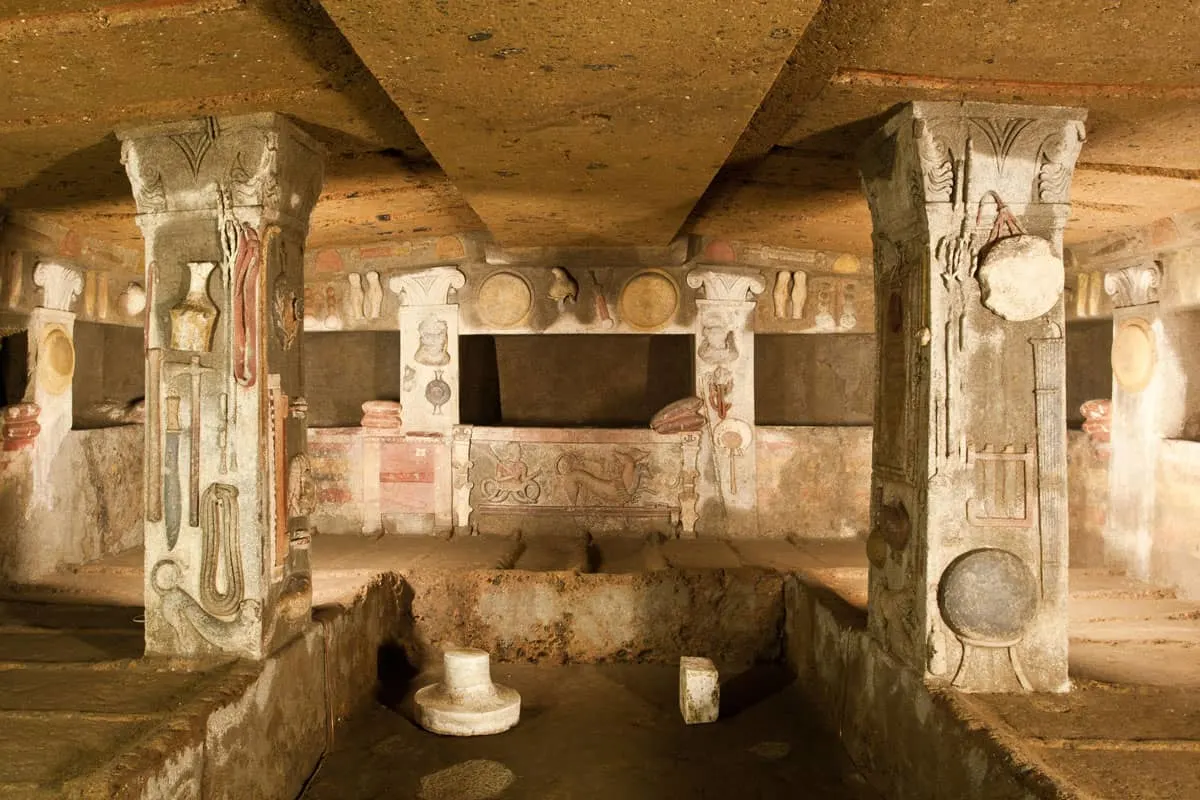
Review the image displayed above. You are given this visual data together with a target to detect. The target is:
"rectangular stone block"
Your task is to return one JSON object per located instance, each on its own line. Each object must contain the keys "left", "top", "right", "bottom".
{"left": 679, "top": 656, "right": 719, "bottom": 725}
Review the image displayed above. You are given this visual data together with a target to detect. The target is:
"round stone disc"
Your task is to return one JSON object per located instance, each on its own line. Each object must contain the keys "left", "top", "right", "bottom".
{"left": 938, "top": 548, "right": 1038, "bottom": 644}
{"left": 976, "top": 235, "right": 1063, "bottom": 322}
{"left": 39, "top": 327, "right": 75, "bottom": 396}
{"left": 476, "top": 271, "right": 533, "bottom": 328}
{"left": 1112, "top": 317, "right": 1156, "bottom": 392}
{"left": 620, "top": 270, "right": 679, "bottom": 330}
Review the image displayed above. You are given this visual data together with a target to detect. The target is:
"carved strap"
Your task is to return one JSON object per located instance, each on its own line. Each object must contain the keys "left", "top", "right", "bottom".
{"left": 232, "top": 224, "right": 262, "bottom": 387}
{"left": 199, "top": 483, "right": 244, "bottom": 618}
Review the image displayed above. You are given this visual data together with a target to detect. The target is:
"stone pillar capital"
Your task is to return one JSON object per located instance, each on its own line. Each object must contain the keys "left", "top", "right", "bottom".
{"left": 118, "top": 113, "right": 325, "bottom": 230}
{"left": 1103, "top": 261, "right": 1161, "bottom": 308}
{"left": 32, "top": 262, "right": 82, "bottom": 312}
{"left": 388, "top": 267, "right": 467, "bottom": 306}
{"left": 686, "top": 267, "right": 765, "bottom": 305}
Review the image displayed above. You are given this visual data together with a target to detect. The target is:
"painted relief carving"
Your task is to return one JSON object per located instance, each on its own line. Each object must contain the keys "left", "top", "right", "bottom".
{"left": 323, "top": 285, "right": 343, "bottom": 330}
{"left": 361, "top": 400, "right": 402, "bottom": 429}
{"left": 231, "top": 223, "right": 265, "bottom": 386}
{"left": 119, "top": 282, "right": 147, "bottom": 318}
{"left": 169, "top": 125, "right": 215, "bottom": 179}
{"left": 619, "top": 269, "right": 679, "bottom": 331}
{"left": 1080, "top": 399, "right": 1112, "bottom": 456}
{"left": 697, "top": 318, "right": 738, "bottom": 365}
{"left": 557, "top": 449, "right": 650, "bottom": 506}
{"left": 146, "top": 349, "right": 163, "bottom": 521}
{"left": 1036, "top": 121, "right": 1086, "bottom": 203}
{"left": 813, "top": 278, "right": 835, "bottom": 330}
{"left": 705, "top": 368, "right": 733, "bottom": 421}
{"left": 686, "top": 268, "right": 766, "bottom": 302}
{"left": 364, "top": 271, "right": 383, "bottom": 318}
{"left": 678, "top": 432, "right": 701, "bottom": 535}
{"left": 165, "top": 355, "right": 214, "bottom": 527}
{"left": 966, "top": 445, "right": 1036, "bottom": 527}
{"left": 1, "top": 402, "right": 40, "bottom": 450}
{"left": 914, "top": 118, "right": 955, "bottom": 202}
{"left": 425, "top": 371, "right": 452, "bottom": 414}
{"left": 169, "top": 261, "right": 219, "bottom": 352}
{"left": 1103, "top": 262, "right": 1161, "bottom": 308}
{"left": 414, "top": 317, "right": 451, "bottom": 366}
{"left": 713, "top": 418, "right": 752, "bottom": 495}
{"left": 388, "top": 266, "right": 466, "bottom": 306}
{"left": 347, "top": 273, "right": 365, "bottom": 320}
{"left": 228, "top": 130, "right": 281, "bottom": 211}
{"left": 548, "top": 267, "right": 578, "bottom": 310}
{"left": 452, "top": 425, "right": 475, "bottom": 530}
{"left": 480, "top": 443, "right": 542, "bottom": 504}
{"left": 651, "top": 397, "right": 705, "bottom": 434}
{"left": 790, "top": 271, "right": 808, "bottom": 320}
{"left": 273, "top": 280, "right": 300, "bottom": 350}
{"left": 589, "top": 270, "right": 615, "bottom": 329}
{"left": 477, "top": 271, "right": 533, "bottom": 328}
{"left": 772, "top": 271, "right": 791, "bottom": 318}
{"left": 163, "top": 394, "right": 183, "bottom": 549}
{"left": 976, "top": 233, "right": 1063, "bottom": 322}
{"left": 198, "top": 483, "right": 244, "bottom": 617}
{"left": 152, "top": 560, "right": 260, "bottom": 654}
{"left": 403, "top": 366, "right": 417, "bottom": 393}
{"left": 287, "top": 454, "right": 316, "bottom": 518}
{"left": 119, "top": 140, "right": 168, "bottom": 214}
{"left": 32, "top": 262, "right": 82, "bottom": 312}
{"left": 840, "top": 283, "right": 858, "bottom": 330}
{"left": 1111, "top": 317, "right": 1156, "bottom": 392}
{"left": 938, "top": 548, "right": 1038, "bottom": 691}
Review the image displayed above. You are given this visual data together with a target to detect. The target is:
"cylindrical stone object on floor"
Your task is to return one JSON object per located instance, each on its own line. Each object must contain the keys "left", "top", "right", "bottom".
{"left": 415, "top": 648, "right": 521, "bottom": 736}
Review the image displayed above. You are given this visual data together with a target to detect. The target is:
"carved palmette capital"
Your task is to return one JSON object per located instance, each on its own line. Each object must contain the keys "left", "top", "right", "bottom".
{"left": 388, "top": 267, "right": 467, "bottom": 306}
{"left": 861, "top": 102, "right": 1087, "bottom": 224}
{"left": 117, "top": 113, "right": 325, "bottom": 222}
{"left": 686, "top": 267, "right": 766, "bottom": 303}
{"left": 32, "top": 262, "right": 82, "bottom": 312}
{"left": 1103, "top": 262, "right": 1161, "bottom": 308}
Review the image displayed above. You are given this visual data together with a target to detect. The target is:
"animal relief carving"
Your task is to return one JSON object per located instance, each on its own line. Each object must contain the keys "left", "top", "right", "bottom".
{"left": 556, "top": 449, "right": 650, "bottom": 506}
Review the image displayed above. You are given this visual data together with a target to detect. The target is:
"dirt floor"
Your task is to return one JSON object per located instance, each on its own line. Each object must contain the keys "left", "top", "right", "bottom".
{"left": 300, "top": 663, "right": 881, "bottom": 800}
{"left": 2, "top": 536, "right": 1199, "bottom": 799}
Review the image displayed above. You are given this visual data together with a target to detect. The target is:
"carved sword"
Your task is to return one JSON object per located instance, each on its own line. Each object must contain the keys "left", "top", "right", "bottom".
{"left": 163, "top": 394, "right": 182, "bottom": 549}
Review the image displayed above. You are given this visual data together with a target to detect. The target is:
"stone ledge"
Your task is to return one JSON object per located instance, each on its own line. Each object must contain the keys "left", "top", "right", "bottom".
{"left": 783, "top": 574, "right": 1075, "bottom": 800}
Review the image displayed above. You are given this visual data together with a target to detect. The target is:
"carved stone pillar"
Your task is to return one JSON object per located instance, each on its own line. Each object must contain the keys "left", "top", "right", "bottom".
{"left": 860, "top": 102, "right": 1086, "bottom": 692}
{"left": 119, "top": 114, "right": 325, "bottom": 659}
{"left": 1103, "top": 262, "right": 1163, "bottom": 581}
{"left": 389, "top": 267, "right": 466, "bottom": 436}
{"left": 686, "top": 268, "right": 765, "bottom": 537}
{"left": 25, "top": 262, "right": 82, "bottom": 502}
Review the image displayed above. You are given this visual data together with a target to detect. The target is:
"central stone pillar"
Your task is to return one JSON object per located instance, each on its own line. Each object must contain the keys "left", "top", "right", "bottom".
{"left": 120, "top": 114, "right": 325, "bottom": 659}
{"left": 860, "top": 102, "right": 1085, "bottom": 692}
{"left": 686, "top": 268, "right": 765, "bottom": 536}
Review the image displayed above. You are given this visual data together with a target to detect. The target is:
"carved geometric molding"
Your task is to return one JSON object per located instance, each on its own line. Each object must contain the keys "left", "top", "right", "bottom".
{"left": 686, "top": 267, "right": 766, "bottom": 303}
{"left": 1103, "top": 262, "right": 1161, "bottom": 308}
{"left": 388, "top": 267, "right": 467, "bottom": 306}
{"left": 32, "top": 262, "right": 83, "bottom": 312}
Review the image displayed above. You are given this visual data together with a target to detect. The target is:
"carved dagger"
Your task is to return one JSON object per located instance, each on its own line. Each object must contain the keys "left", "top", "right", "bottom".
{"left": 164, "top": 394, "right": 182, "bottom": 550}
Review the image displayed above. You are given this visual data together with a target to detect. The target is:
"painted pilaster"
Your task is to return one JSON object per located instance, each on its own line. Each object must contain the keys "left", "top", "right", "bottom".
{"left": 1103, "top": 262, "right": 1163, "bottom": 582}
{"left": 860, "top": 101, "right": 1086, "bottom": 692}
{"left": 119, "top": 113, "right": 325, "bottom": 659}
{"left": 25, "top": 262, "right": 82, "bottom": 503}
{"left": 389, "top": 267, "right": 466, "bottom": 435}
{"left": 686, "top": 267, "right": 765, "bottom": 537}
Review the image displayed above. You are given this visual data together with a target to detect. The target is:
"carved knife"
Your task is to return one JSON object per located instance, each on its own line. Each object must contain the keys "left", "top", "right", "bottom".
{"left": 164, "top": 394, "right": 182, "bottom": 550}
